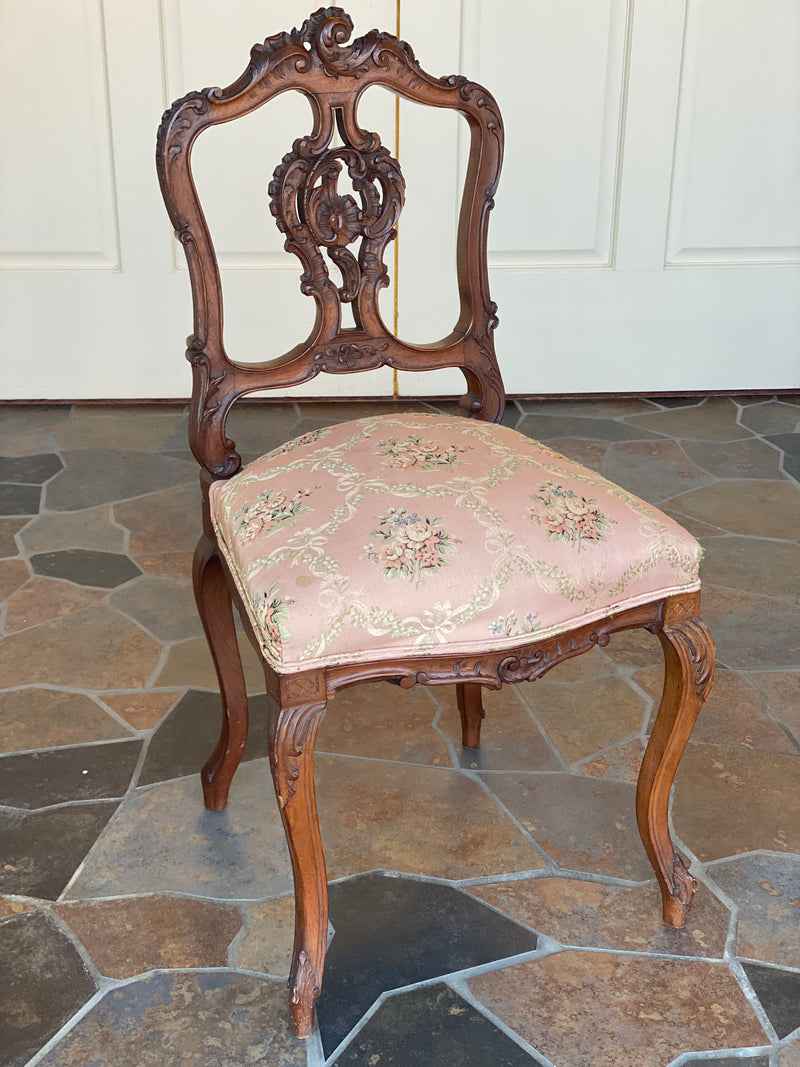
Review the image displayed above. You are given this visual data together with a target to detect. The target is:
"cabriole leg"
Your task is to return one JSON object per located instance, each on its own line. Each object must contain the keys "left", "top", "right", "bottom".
{"left": 636, "top": 606, "right": 715, "bottom": 928}
{"left": 269, "top": 684, "right": 328, "bottom": 1039}
{"left": 193, "top": 534, "right": 249, "bottom": 812}
{"left": 456, "top": 682, "right": 485, "bottom": 749}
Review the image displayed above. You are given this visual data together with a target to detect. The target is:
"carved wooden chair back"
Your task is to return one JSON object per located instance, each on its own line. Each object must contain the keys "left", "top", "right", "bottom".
{"left": 157, "top": 6, "right": 503, "bottom": 480}
{"left": 157, "top": 7, "right": 714, "bottom": 1042}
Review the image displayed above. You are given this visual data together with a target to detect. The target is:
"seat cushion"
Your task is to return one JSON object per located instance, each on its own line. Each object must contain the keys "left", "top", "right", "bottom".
{"left": 209, "top": 413, "right": 701, "bottom": 673}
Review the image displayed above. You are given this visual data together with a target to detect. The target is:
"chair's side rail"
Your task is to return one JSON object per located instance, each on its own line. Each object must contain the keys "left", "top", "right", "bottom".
{"left": 319, "top": 592, "right": 711, "bottom": 697}
{"left": 156, "top": 7, "right": 504, "bottom": 478}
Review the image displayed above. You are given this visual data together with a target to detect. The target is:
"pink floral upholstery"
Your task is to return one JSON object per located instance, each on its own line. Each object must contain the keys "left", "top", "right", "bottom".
{"left": 209, "top": 414, "right": 701, "bottom": 673}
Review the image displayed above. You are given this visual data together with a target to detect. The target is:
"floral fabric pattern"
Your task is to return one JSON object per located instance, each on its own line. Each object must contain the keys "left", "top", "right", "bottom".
{"left": 253, "top": 584, "right": 293, "bottom": 659}
{"left": 233, "top": 487, "right": 314, "bottom": 543}
{"left": 364, "top": 508, "right": 459, "bottom": 585}
{"left": 273, "top": 427, "right": 330, "bottom": 456}
{"left": 489, "top": 610, "right": 539, "bottom": 638}
{"left": 209, "top": 412, "right": 702, "bottom": 673}
{"left": 376, "top": 434, "right": 469, "bottom": 471}
{"left": 528, "top": 482, "right": 615, "bottom": 551}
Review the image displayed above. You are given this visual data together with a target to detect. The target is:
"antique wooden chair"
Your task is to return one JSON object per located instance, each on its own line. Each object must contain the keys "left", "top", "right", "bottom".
{"left": 157, "top": 7, "right": 714, "bottom": 1038}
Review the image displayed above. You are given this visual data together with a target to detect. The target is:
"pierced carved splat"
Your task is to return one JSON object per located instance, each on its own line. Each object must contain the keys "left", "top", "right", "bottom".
{"left": 269, "top": 134, "right": 405, "bottom": 338}
{"left": 156, "top": 6, "right": 505, "bottom": 477}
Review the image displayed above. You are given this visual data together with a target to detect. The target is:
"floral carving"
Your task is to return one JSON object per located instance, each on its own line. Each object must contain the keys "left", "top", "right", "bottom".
{"left": 269, "top": 698, "right": 322, "bottom": 809}
{"left": 497, "top": 629, "right": 612, "bottom": 684}
{"left": 309, "top": 174, "right": 362, "bottom": 246}
{"left": 376, "top": 435, "right": 470, "bottom": 471}
{"left": 157, "top": 6, "right": 505, "bottom": 479}
{"left": 313, "top": 342, "right": 389, "bottom": 370}
{"left": 528, "top": 481, "right": 615, "bottom": 550}
{"left": 664, "top": 615, "right": 715, "bottom": 700}
{"left": 364, "top": 507, "right": 459, "bottom": 585}
{"left": 270, "top": 140, "right": 404, "bottom": 310}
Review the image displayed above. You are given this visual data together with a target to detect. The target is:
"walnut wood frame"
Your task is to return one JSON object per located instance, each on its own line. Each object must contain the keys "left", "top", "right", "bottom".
{"left": 158, "top": 8, "right": 714, "bottom": 1039}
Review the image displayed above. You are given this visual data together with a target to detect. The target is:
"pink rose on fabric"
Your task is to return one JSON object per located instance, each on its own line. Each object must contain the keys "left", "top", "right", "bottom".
{"left": 363, "top": 508, "right": 458, "bottom": 584}
{"left": 528, "top": 482, "right": 615, "bottom": 550}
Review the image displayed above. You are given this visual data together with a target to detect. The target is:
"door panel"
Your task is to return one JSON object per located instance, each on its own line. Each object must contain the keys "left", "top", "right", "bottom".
{"left": 1, "top": 0, "right": 797, "bottom": 400}
{"left": 398, "top": 0, "right": 800, "bottom": 397}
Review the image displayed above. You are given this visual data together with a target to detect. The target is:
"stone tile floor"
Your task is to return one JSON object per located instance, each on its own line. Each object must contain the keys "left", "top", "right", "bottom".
{"left": 1, "top": 395, "right": 799, "bottom": 1066}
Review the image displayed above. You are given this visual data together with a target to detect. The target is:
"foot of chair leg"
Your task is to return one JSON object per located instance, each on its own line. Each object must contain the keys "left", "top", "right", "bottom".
{"left": 636, "top": 611, "right": 714, "bottom": 929}
{"left": 661, "top": 853, "right": 697, "bottom": 928}
{"left": 456, "top": 682, "right": 485, "bottom": 748}
{"left": 194, "top": 536, "right": 249, "bottom": 812}
{"left": 289, "top": 949, "right": 321, "bottom": 1039}
{"left": 269, "top": 689, "right": 327, "bottom": 1039}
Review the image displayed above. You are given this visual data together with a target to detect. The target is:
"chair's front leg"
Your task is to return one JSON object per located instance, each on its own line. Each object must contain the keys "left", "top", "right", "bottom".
{"left": 193, "top": 534, "right": 249, "bottom": 812}
{"left": 269, "top": 683, "right": 328, "bottom": 1039}
{"left": 456, "top": 682, "right": 485, "bottom": 748}
{"left": 636, "top": 605, "right": 714, "bottom": 928}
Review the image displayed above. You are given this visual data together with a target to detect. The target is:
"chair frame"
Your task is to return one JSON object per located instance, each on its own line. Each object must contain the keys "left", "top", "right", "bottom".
{"left": 157, "top": 7, "right": 714, "bottom": 1039}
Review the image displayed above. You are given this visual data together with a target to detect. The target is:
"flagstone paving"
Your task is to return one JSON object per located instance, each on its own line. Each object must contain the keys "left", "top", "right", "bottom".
{"left": 1, "top": 395, "right": 798, "bottom": 1066}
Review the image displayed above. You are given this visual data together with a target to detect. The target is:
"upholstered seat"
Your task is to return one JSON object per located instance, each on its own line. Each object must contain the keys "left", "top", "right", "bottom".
{"left": 212, "top": 413, "right": 701, "bottom": 673}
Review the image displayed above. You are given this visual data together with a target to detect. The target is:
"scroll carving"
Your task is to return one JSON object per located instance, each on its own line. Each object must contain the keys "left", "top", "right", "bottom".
{"left": 670, "top": 853, "right": 697, "bottom": 908}
{"left": 498, "top": 630, "right": 612, "bottom": 684}
{"left": 327, "top": 602, "right": 662, "bottom": 695}
{"left": 269, "top": 138, "right": 404, "bottom": 326}
{"left": 396, "top": 657, "right": 501, "bottom": 690}
{"left": 462, "top": 326, "right": 505, "bottom": 422}
{"left": 312, "top": 341, "right": 390, "bottom": 371}
{"left": 291, "top": 948, "right": 321, "bottom": 1004}
{"left": 663, "top": 616, "right": 715, "bottom": 701}
{"left": 156, "top": 5, "right": 505, "bottom": 471}
{"left": 187, "top": 343, "right": 240, "bottom": 478}
{"left": 250, "top": 8, "right": 420, "bottom": 83}
{"left": 269, "top": 700, "right": 324, "bottom": 809}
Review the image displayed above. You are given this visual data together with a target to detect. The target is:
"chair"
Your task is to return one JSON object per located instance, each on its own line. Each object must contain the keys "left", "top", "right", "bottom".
{"left": 156, "top": 7, "right": 714, "bottom": 1039}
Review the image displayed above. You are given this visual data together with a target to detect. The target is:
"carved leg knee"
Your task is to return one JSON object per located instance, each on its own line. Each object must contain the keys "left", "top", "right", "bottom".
{"left": 193, "top": 536, "right": 249, "bottom": 811}
{"left": 636, "top": 608, "right": 714, "bottom": 928}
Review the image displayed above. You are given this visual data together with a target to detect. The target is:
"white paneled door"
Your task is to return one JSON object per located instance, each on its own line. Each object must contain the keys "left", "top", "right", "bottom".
{"left": 1, "top": 0, "right": 798, "bottom": 400}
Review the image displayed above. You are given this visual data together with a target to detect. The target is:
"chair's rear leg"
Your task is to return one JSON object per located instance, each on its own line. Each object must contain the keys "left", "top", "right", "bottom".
{"left": 193, "top": 535, "right": 249, "bottom": 812}
{"left": 456, "top": 682, "right": 485, "bottom": 748}
{"left": 636, "top": 612, "right": 714, "bottom": 928}
{"left": 269, "top": 688, "right": 328, "bottom": 1039}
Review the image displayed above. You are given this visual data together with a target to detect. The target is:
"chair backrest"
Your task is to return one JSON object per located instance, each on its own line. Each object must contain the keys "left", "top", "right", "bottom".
{"left": 157, "top": 6, "right": 504, "bottom": 478}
